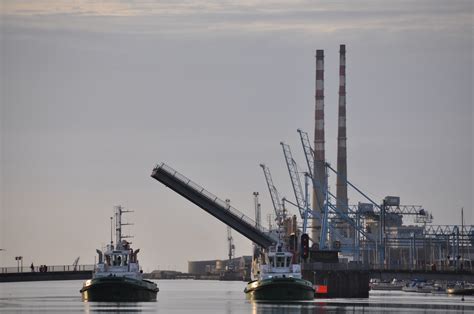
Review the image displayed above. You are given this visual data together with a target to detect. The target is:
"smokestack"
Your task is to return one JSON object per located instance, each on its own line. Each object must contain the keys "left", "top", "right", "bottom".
{"left": 336, "top": 44, "right": 349, "bottom": 237}
{"left": 312, "top": 49, "right": 326, "bottom": 246}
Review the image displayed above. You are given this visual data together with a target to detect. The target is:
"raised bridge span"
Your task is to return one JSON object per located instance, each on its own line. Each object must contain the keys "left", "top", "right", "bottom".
{"left": 151, "top": 163, "right": 277, "bottom": 248}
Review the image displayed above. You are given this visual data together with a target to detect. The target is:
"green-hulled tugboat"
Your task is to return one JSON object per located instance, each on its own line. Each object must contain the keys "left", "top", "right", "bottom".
{"left": 244, "top": 227, "right": 314, "bottom": 300}
{"left": 80, "top": 206, "right": 158, "bottom": 302}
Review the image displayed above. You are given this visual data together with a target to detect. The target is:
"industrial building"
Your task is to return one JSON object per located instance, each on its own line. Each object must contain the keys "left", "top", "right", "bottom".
{"left": 188, "top": 256, "right": 251, "bottom": 280}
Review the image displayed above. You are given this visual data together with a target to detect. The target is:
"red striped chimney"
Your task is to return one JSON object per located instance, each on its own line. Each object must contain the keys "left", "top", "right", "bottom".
{"left": 336, "top": 44, "right": 349, "bottom": 236}
{"left": 312, "top": 49, "right": 326, "bottom": 244}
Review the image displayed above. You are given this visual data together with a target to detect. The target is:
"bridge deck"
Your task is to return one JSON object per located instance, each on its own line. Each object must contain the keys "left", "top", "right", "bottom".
{"left": 151, "top": 163, "right": 276, "bottom": 248}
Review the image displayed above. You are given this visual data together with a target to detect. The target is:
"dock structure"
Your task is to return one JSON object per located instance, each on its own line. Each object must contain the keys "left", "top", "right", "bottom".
{"left": 0, "top": 264, "right": 94, "bottom": 282}
{"left": 151, "top": 163, "right": 277, "bottom": 249}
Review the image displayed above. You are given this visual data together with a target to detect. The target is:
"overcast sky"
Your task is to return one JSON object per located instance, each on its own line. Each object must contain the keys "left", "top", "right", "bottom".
{"left": 1, "top": 1, "right": 472, "bottom": 272}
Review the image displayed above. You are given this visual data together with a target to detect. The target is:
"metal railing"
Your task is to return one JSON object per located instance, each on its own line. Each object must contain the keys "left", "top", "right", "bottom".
{"left": 1, "top": 264, "right": 95, "bottom": 274}
{"left": 303, "top": 262, "right": 473, "bottom": 272}
{"left": 368, "top": 263, "right": 473, "bottom": 272}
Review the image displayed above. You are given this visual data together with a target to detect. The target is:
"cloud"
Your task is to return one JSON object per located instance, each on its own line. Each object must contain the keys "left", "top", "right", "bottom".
{"left": 0, "top": 0, "right": 472, "bottom": 37}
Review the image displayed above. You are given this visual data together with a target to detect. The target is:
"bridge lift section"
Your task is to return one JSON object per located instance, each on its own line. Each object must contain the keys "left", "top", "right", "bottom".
{"left": 151, "top": 163, "right": 277, "bottom": 249}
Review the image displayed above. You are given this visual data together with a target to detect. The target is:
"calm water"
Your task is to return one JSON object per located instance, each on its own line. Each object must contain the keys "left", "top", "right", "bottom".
{"left": 0, "top": 279, "right": 473, "bottom": 313}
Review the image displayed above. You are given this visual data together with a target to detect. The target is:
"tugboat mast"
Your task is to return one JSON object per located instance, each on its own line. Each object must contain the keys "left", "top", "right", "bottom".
{"left": 110, "top": 216, "right": 114, "bottom": 246}
{"left": 114, "top": 205, "right": 134, "bottom": 249}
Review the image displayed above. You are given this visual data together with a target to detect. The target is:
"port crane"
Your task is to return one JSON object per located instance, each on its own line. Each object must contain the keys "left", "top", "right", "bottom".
{"left": 295, "top": 130, "right": 378, "bottom": 250}
{"left": 227, "top": 226, "right": 235, "bottom": 270}
{"left": 223, "top": 199, "right": 236, "bottom": 271}
{"left": 280, "top": 141, "right": 363, "bottom": 252}
{"left": 297, "top": 129, "right": 443, "bottom": 263}
{"left": 259, "top": 164, "right": 286, "bottom": 225}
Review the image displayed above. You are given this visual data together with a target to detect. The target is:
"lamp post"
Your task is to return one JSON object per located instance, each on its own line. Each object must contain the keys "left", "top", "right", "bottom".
{"left": 15, "top": 256, "right": 23, "bottom": 272}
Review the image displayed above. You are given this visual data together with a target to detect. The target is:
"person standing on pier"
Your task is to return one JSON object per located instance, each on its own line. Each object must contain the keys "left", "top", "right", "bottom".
{"left": 30, "top": 263, "right": 34, "bottom": 272}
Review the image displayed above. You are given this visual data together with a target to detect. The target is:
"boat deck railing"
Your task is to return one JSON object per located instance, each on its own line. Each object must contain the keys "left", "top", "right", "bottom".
{"left": 152, "top": 163, "right": 277, "bottom": 248}
{"left": 154, "top": 163, "right": 269, "bottom": 233}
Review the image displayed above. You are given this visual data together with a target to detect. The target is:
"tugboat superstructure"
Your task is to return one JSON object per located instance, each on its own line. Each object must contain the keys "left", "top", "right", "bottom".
{"left": 80, "top": 206, "right": 158, "bottom": 302}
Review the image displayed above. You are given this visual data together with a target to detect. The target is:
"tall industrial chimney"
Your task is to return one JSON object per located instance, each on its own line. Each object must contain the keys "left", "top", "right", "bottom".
{"left": 336, "top": 44, "right": 349, "bottom": 237}
{"left": 312, "top": 50, "right": 326, "bottom": 246}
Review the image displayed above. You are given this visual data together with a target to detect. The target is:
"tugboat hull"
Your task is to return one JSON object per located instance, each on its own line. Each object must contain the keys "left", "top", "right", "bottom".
{"left": 80, "top": 277, "right": 158, "bottom": 302}
{"left": 244, "top": 277, "right": 314, "bottom": 301}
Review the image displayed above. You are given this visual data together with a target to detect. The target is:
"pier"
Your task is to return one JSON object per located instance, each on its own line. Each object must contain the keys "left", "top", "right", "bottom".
{"left": 0, "top": 265, "right": 94, "bottom": 282}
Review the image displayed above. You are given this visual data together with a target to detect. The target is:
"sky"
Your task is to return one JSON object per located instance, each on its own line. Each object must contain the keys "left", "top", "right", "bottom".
{"left": 0, "top": 0, "right": 472, "bottom": 272}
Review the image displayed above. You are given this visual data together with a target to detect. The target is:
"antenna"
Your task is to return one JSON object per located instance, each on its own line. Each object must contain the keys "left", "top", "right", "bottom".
{"left": 110, "top": 216, "right": 113, "bottom": 245}
{"left": 115, "top": 205, "right": 134, "bottom": 246}
{"left": 462, "top": 207, "right": 464, "bottom": 265}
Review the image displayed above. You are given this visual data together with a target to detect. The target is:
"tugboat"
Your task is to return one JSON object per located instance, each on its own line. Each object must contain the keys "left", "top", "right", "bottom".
{"left": 244, "top": 227, "right": 314, "bottom": 301}
{"left": 80, "top": 206, "right": 159, "bottom": 302}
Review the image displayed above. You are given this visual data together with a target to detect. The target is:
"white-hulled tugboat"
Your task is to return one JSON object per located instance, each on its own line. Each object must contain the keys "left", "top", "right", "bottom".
{"left": 80, "top": 206, "right": 158, "bottom": 302}
{"left": 244, "top": 227, "right": 314, "bottom": 301}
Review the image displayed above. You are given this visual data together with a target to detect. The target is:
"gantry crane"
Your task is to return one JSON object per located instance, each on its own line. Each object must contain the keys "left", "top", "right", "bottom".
{"left": 295, "top": 131, "right": 376, "bottom": 252}
{"left": 227, "top": 226, "right": 235, "bottom": 271}
{"left": 297, "top": 129, "right": 442, "bottom": 263}
{"left": 260, "top": 164, "right": 286, "bottom": 226}
{"left": 279, "top": 142, "right": 311, "bottom": 235}
{"left": 280, "top": 141, "right": 356, "bottom": 251}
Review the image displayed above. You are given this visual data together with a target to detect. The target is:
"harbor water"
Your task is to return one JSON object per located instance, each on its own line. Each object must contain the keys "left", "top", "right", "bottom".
{"left": 1, "top": 279, "right": 473, "bottom": 313}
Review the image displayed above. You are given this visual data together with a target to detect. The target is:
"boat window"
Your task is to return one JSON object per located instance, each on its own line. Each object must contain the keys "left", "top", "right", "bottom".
{"left": 276, "top": 257, "right": 284, "bottom": 267}
{"left": 112, "top": 255, "right": 123, "bottom": 266}
{"left": 269, "top": 256, "right": 274, "bottom": 266}
{"left": 286, "top": 257, "right": 292, "bottom": 267}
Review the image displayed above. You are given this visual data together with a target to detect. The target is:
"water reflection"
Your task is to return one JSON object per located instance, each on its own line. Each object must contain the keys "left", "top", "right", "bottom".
{"left": 83, "top": 301, "right": 145, "bottom": 313}
{"left": 251, "top": 301, "right": 335, "bottom": 314}
{"left": 1, "top": 280, "right": 474, "bottom": 313}
{"left": 249, "top": 298, "right": 473, "bottom": 314}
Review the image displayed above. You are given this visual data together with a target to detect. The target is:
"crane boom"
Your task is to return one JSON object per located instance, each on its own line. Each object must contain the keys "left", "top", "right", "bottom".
{"left": 297, "top": 129, "right": 314, "bottom": 177}
{"left": 260, "top": 164, "right": 285, "bottom": 221}
{"left": 280, "top": 142, "right": 306, "bottom": 219}
{"left": 296, "top": 130, "right": 376, "bottom": 248}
